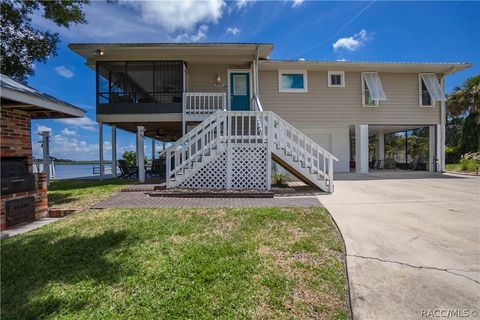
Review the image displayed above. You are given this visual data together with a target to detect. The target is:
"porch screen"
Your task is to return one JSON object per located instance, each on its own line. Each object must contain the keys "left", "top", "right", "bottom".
{"left": 363, "top": 72, "right": 386, "bottom": 101}
{"left": 420, "top": 73, "right": 445, "bottom": 101}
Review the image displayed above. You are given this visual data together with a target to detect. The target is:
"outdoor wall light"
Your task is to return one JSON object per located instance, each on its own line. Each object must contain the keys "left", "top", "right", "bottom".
{"left": 214, "top": 73, "right": 225, "bottom": 87}
{"left": 95, "top": 49, "right": 104, "bottom": 56}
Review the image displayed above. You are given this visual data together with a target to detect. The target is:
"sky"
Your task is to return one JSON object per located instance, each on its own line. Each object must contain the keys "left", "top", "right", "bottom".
{"left": 26, "top": 0, "right": 480, "bottom": 161}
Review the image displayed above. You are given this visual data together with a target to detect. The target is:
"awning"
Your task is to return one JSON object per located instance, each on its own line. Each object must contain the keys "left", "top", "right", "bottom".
{"left": 363, "top": 72, "right": 386, "bottom": 101}
{"left": 421, "top": 73, "right": 445, "bottom": 101}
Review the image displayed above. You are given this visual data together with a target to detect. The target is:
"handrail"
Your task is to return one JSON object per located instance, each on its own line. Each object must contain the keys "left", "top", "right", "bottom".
{"left": 167, "top": 109, "right": 338, "bottom": 192}
{"left": 251, "top": 94, "right": 263, "bottom": 111}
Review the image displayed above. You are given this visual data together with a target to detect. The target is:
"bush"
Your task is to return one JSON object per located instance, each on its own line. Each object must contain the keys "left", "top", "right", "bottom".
{"left": 445, "top": 146, "right": 461, "bottom": 164}
{"left": 122, "top": 151, "right": 136, "bottom": 168}
{"left": 461, "top": 152, "right": 480, "bottom": 173}
{"left": 272, "top": 172, "right": 288, "bottom": 187}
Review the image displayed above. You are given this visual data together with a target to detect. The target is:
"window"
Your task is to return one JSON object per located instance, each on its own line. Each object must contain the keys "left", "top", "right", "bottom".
{"left": 419, "top": 73, "right": 445, "bottom": 107}
{"left": 328, "top": 71, "right": 345, "bottom": 87}
{"left": 361, "top": 72, "right": 386, "bottom": 107}
{"left": 278, "top": 70, "right": 308, "bottom": 92}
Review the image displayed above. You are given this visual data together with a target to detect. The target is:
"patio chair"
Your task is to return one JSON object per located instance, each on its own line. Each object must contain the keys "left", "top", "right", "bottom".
{"left": 146, "top": 159, "right": 165, "bottom": 178}
{"left": 118, "top": 160, "right": 138, "bottom": 178}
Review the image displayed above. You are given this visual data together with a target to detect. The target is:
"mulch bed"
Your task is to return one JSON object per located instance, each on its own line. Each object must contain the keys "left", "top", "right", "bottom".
{"left": 147, "top": 188, "right": 274, "bottom": 198}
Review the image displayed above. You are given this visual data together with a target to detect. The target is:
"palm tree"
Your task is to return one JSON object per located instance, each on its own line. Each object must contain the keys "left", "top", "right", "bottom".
{"left": 447, "top": 74, "right": 480, "bottom": 123}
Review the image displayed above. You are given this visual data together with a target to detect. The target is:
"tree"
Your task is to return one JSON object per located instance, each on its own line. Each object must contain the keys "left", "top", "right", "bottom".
{"left": 460, "top": 113, "right": 480, "bottom": 154}
{"left": 447, "top": 74, "right": 480, "bottom": 123}
{"left": 0, "top": 0, "right": 89, "bottom": 81}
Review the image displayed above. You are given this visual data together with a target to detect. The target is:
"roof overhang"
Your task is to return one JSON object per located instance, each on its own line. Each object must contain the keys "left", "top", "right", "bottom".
{"left": 260, "top": 60, "right": 472, "bottom": 75}
{"left": 69, "top": 43, "right": 274, "bottom": 67}
{"left": 1, "top": 75, "right": 85, "bottom": 119}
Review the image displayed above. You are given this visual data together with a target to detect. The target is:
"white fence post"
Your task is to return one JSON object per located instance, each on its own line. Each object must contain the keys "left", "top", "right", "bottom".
{"left": 266, "top": 112, "right": 273, "bottom": 190}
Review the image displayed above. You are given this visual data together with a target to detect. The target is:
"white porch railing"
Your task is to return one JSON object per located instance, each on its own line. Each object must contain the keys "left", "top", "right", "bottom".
{"left": 183, "top": 92, "right": 227, "bottom": 122}
{"left": 167, "top": 110, "right": 338, "bottom": 192}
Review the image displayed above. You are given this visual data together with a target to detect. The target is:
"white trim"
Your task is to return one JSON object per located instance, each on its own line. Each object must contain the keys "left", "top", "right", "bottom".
{"left": 328, "top": 71, "right": 345, "bottom": 88}
{"left": 227, "top": 69, "right": 253, "bottom": 110}
{"left": 418, "top": 73, "right": 437, "bottom": 107}
{"left": 361, "top": 72, "right": 379, "bottom": 107}
{"left": 2, "top": 87, "right": 85, "bottom": 118}
{"left": 278, "top": 70, "right": 308, "bottom": 93}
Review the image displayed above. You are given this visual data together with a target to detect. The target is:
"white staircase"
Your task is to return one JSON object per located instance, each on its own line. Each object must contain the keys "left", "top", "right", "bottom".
{"left": 166, "top": 109, "right": 338, "bottom": 192}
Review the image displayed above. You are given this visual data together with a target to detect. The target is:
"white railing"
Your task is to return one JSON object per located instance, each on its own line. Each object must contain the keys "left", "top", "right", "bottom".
{"left": 167, "top": 110, "right": 338, "bottom": 192}
{"left": 183, "top": 92, "right": 227, "bottom": 122}
{"left": 32, "top": 159, "right": 56, "bottom": 179}
{"left": 271, "top": 113, "right": 338, "bottom": 191}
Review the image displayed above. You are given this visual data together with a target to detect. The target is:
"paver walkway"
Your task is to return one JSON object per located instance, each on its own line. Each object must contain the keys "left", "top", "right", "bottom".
{"left": 318, "top": 171, "right": 480, "bottom": 320}
{"left": 92, "top": 192, "right": 321, "bottom": 208}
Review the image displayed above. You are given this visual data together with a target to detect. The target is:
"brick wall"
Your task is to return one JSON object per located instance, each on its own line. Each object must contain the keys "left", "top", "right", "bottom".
{"left": 0, "top": 108, "right": 33, "bottom": 172}
{"left": 1, "top": 108, "right": 48, "bottom": 230}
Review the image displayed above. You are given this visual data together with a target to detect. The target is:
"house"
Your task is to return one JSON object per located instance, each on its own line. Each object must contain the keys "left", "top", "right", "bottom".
{"left": 0, "top": 74, "right": 85, "bottom": 230}
{"left": 69, "top": 43, "right": 471, "bottom": 192}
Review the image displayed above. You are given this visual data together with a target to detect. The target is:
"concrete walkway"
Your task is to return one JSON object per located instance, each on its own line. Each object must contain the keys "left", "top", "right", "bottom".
{"left": 318, "top": 171, "right": 480, "bottom": 320}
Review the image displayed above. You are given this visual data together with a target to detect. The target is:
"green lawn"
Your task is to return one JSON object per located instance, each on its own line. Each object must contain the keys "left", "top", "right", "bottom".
{"left": 445, "top": 162, "right": 478, "bottom": 173}
{"left": 48, "top": 179, "right": 134, "bottom": 210}
{"left": 1, "top": 207, "right": 347, "bottom": 319}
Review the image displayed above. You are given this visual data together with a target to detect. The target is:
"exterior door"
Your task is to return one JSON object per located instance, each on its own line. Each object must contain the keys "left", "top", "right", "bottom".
{"left": 230, "top": 72, "right": 250, "bottom": 111}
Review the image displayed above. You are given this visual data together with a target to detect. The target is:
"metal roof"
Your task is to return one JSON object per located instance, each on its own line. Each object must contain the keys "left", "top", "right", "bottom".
{"left": 259, "top": 59, "right": 472, "bottom": 74}
{"left": 69, "top": 42, "right": 274, "bottom": 65}
{"left": 0, "top": 74, "right": 85, "bottom": 118}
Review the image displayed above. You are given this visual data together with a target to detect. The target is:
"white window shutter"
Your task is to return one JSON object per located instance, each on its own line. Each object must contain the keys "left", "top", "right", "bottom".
{"left": 363, "top": 72, "right": 387, "bottom": 101}
{"left": 421, "top": 73, "right": 445, "bottom": 101}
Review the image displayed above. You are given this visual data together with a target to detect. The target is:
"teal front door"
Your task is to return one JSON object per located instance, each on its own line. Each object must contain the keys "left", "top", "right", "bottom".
{"left": 230, "top": 72, "right": 250, "bottom": 111}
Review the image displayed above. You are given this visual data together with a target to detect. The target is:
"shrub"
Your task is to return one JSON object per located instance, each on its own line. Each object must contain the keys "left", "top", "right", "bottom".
{"left": 445, "top": 146, "right": 461, "bottom": 164}
{"left": 461, "top": 152, "right": 480, "bottom": 173}
{"left": 272, "top": 172, "right": 288, "bottom": 187}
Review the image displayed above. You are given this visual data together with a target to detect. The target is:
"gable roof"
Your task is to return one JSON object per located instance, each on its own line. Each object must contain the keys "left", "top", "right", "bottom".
{"left": 0, "top": 74, "right": 85, "bottom": 119}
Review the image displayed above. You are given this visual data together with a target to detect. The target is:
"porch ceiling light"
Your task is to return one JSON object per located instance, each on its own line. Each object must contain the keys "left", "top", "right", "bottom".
{"left": 95, "top": 49, "right": 104, "bottom": 56}
{"left": 216, "top": 73, "right": 221, "bottom": 83}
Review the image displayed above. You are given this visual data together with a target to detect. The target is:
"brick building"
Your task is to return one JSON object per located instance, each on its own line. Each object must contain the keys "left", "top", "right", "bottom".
{"left": 1, "top": 74, "right": 85, "bottom": 230}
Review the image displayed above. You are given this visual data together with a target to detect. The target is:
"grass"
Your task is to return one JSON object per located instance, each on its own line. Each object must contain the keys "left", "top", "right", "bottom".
{"left": 1, "top": 207, "right": 347, "bottom": 319}
{"left": 445, "top": 161, "right": 478, "bottom": 173}
{"left": 47, "top": 179, "right": 134, "bottom": 210}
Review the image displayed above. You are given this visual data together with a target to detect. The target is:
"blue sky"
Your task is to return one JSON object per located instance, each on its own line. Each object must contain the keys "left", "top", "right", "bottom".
{"left": 27, "top": 0, "right": 479, "bottom": 161}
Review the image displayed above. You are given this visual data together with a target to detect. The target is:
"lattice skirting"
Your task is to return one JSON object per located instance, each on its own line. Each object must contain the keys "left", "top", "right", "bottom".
{"left": 179, "top": 152, "right": 227, "bottom": 189}
{"left": 231, "top": 144, "right": 268, "bottom": 189}
{"left": 178, "top": 144, "right": 268, "bottom": 190}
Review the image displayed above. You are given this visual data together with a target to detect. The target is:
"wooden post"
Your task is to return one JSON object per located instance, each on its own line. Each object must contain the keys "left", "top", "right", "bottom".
{"left": 40, "top": 131, "right": 50, "bottom": 186}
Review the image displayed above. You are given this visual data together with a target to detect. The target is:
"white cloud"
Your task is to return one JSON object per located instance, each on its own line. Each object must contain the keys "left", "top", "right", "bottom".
{"left": 235, "top": 0, "right": 255, "bottom": 9}
{"left": 333, "top": 29, "right": 371, "bottom": 52}
{"left": 225, "top": 26, "right": 241, "bottom": 36}
{"left": 56, "top": 117, "right": 97, "bottom": 131}
{"left": 291, "top": 0, "right": 304, "bottom": 8}
{"left": 36, "top": 125, "right": 52, "bottom": 134}
{"left": 120, "top": 0, "right": 225, "bottom": 32}
{"left": 174, "top": 25, "right": 209, "bottom": 42}
{"left": 61, "top": 128, "right": 77, "bottom": 136}
{"left": 54, "top": 66, "right": 74, "bottom": 78}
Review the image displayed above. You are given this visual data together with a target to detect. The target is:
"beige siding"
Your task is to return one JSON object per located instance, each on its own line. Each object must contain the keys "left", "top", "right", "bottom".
{"left": 259, "top": 70, "right": 441, "bottom": 129}
{"left": 187, "top": 64, "right": 229, "bottom": 93}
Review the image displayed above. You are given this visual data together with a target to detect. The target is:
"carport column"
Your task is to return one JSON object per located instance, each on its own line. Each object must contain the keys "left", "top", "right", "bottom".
{"left": 439, "top": 77, "right": 446, "bottom": 172}
{"left": 112, "top": 125, "right": 117, "bottom": 178}
{"left": 355, "top": 124, "right": 369, "bottom": 173}
{"left": 436, "top": 125, "right": 443, "bottom": 173}
{"left": 137, "top": 126, "right": 145, "bottom": 183}
{"left": 429, "top": 125, "right": 436, "bottom": 173}
{"left": 99, "top": 123, "right": 104, "bottom": 181}
{"left": 376, "top": 129, "right": 384, "bottom": 165}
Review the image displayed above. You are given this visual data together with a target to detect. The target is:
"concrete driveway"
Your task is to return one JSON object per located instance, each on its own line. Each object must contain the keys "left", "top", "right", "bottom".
{"left": 318, "top": 171, "right": 480, "bottom": 320}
